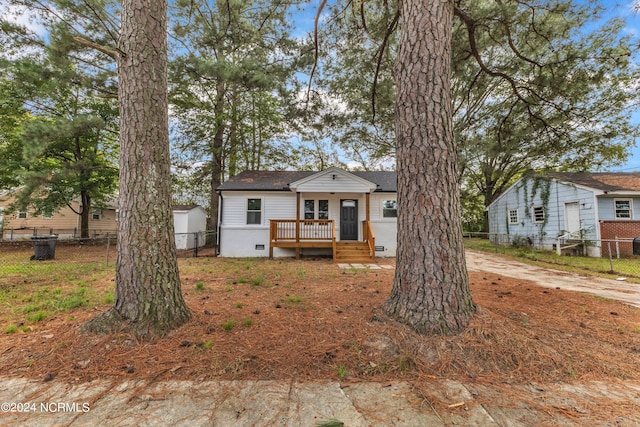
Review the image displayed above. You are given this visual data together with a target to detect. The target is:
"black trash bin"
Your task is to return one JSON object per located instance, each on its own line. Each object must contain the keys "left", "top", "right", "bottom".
{"left": 31, "top": 235, "right": 58, "bottom": 260}
{"left": 634, "top": 237, "right": 640, "bottom": 256}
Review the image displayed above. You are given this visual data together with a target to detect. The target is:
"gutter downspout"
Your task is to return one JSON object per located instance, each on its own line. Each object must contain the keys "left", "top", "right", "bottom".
{"left": 217, "top": 191, "right": 223, "bottom": 256}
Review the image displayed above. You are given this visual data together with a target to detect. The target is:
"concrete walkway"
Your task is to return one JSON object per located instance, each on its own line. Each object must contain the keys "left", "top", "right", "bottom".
{"left": 2, "top": 376, "right": 640, "bottom": 426}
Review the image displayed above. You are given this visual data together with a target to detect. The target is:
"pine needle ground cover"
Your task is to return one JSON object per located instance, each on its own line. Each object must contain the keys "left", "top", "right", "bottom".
{"left": 1, "top": 248, "right": 638, "bottom": 390}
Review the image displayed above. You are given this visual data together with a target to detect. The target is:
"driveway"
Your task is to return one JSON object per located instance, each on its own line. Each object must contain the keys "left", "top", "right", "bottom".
{"left": 465, "top": 249, "right": 640, "bottom": 309}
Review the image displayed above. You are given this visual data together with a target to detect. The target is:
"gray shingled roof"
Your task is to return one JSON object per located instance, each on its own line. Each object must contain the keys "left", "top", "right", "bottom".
{"left": 217, "top": 170, "right": 397, "bottom": 192}
{"left": 548, "top": 172, "right": 640, "bottom": 192}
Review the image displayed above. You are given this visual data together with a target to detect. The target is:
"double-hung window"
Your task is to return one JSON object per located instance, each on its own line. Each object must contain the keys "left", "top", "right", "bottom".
{"left": 247, "top": 198, "right": 262, "bottom": 225}
{"left": 382, "top": 200, "right": 397, "bottom": 218}
{"left": 304, "top": 200, "right": 329, "bottom": 220}
{"left": 508, "top": 208, "right": 519, "bottom": 225}
{"left": 615, "top": 199, "right": 632, "bottom": 219}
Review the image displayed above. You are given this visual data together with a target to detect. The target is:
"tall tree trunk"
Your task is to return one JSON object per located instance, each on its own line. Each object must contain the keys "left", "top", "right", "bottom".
{"left": 84, "top": 0, "right": 190, "bottom": 337}
{"left": 80, "top": 191, "right": 90, "bottom": 239}
{"left": 208, "top": 83, "right": 226, "bottom": 232}
{"left": 384, "top": 0, "right": 475, "bottom": 335}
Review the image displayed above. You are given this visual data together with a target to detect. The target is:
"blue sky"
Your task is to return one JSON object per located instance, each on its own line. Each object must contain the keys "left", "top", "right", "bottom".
{"left": 599, "top": 0, "right": 640, "bottom": 171}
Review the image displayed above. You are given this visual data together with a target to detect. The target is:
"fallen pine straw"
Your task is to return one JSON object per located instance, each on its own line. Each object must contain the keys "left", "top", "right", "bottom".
{"left": 0, "top": 258, "right": 639, "bottom": 388}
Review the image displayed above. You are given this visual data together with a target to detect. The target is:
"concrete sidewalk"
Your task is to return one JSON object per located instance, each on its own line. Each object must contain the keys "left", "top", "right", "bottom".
{"left": 2, "top": 376, "right": 640, "bottom": 426}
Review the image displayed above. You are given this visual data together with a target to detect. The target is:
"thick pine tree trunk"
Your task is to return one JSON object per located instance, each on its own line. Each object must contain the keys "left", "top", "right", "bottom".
{"left": 84, "top": 0, "right": 190, "bottom": 337}
{"left": 384, "top": 0, "right": 475, "bottom": 335}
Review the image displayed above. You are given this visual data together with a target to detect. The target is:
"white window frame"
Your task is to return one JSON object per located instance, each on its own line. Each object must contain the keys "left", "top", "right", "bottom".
{"left": 614, "top": 198, "right": 633, "bottom": 219}
{"left": 246, "top": 198, "right": 263, "bottom": 225}
{"left": 532, "top": 206, "right": 545, "bottom": 224}
{"left": 16, "top": 211, "right": 28, "bottom": 219}
{"left": 303, "top": 199, "right": 329, "bottom": 222}
{"left": 304, "top": 200, "right": 315, "bottom": 220}
{"left": 317, "top": 199, "right": 329, "bottom": 220}
{"left": 382, "top": 199, "right": 397, "bottom": 219}
{"left": 92, "top": 209, "right": 102, "bottom": 220}
{"left": 508, "top": 208, "right": 519, "bottom": 225}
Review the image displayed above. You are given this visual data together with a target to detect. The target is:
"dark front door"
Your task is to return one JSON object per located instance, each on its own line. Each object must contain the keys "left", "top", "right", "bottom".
{"left": 340, "top": 200, "right": 358, "bottom": 240}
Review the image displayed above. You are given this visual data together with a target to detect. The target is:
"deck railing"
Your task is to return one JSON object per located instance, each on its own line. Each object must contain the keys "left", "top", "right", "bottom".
{"left": 362, "top": 220, "right": 375, "bottom": 257}
{"left": 270, "top": 219, "right": 335, "bottom": 242}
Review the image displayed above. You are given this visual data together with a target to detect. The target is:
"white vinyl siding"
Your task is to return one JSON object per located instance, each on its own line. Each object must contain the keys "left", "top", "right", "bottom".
{"left": 292, "top": 171, "right": 376, "bottom": 193}
{"left": 221, "top": 193, "right": 297, "bottom": 227}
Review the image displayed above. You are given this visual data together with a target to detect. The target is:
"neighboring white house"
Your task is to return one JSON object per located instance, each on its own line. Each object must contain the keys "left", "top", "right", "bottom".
{"left": 173, "top": 205, "right": 208, "bottom": 250}
{"left": 216, "top": 167, "right": 397, "bottom": 261}
{"left": 487, "top": 172, "right": 640, "bottom": 257}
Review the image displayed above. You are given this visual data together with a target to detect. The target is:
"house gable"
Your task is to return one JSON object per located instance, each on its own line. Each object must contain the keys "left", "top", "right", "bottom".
{"left": 289, "top": 167, "right": 377, "bottom": 193}
{"left": 487, "top": 175, "right": 598, "bottom": 237}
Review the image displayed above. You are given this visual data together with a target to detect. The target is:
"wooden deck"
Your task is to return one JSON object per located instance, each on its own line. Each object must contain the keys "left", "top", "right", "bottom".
{"left": 269, "top": 219, "right": 375, "bottom": 262}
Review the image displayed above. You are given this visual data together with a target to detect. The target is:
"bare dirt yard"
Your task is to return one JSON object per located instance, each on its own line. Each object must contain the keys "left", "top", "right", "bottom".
{"left": 1, "top": 247, "right": 640, "bottom": 422}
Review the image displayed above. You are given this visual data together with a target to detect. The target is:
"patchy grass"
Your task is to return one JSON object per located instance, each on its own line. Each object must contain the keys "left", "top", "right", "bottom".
{"left": 464, "top": 238, "right": 640, "bottom": 282}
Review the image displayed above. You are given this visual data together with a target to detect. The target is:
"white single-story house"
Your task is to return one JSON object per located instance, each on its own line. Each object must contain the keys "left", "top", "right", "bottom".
{"left": 487, "top": 172, "right": 640, "bottom": 257}
{"left": 215, "top": 167, "right": 397, "bottom": 261}
{"left": 173, "top": 205, "right": 208, "bottom": 250}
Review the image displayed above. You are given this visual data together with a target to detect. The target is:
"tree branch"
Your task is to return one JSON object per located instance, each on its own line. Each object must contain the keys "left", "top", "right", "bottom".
{"left": 306, "top": 0, "right": 328, "bottom": 103}
{"left": 494, "top": 0, "right": 544, "bottom": 68}
{"left": 453, "top": 5, "right": 529, "bottom": 105}
{"left": 371, "top": 9, "right": 399, "bottom": 123}
{"left": 73, "top": 36, "right": 120, "bottom": 59}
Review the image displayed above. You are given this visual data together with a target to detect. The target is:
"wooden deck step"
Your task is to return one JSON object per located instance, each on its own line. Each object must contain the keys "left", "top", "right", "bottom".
{"left": 334, "top": 241, "right": 373, "bottom": 263}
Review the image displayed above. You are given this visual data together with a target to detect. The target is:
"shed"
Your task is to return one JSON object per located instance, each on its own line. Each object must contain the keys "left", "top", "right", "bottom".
{"left": 173, "top": 205, "right": 208, "bottom": 250}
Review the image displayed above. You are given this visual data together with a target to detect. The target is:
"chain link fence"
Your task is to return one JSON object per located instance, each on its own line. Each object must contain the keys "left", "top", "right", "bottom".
{"left": 0, "top": 231, "right": 218, "bottom": 280}
{"left": 1, "top": 227, "right": 116, "bottom": 241}
{"left": 463, "top": 232, "right": 640, "bottom": 279}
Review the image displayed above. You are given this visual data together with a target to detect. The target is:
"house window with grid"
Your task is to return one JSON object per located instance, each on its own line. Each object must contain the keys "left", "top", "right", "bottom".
{"left": 304, "top": 200, "right": 315, "bottom": 220}
{"left": 247, "top": 199, "right": 262, "bottom": 225}
{"left": 614, "top": 199, "right": 632, "bottom": 219}
{"left": 508, "top": 208, "right": 519, "bottom": 225}
{"left": 304, "top": 200, "right": 329, "bottom": 220}
{"left": 16, "top": 211, "right": 27, "bottom": 219}
{"left": 92, "top": 209, "right": 102, "bottom": 220}
{"left": 382, "top": 200, "right": 397, "bottom": 218}
{"left": 532, "top": 206, "right": 545, "bottom": 223}
{"left": 318, "top": 200, "right": 328, "bottom": 219}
